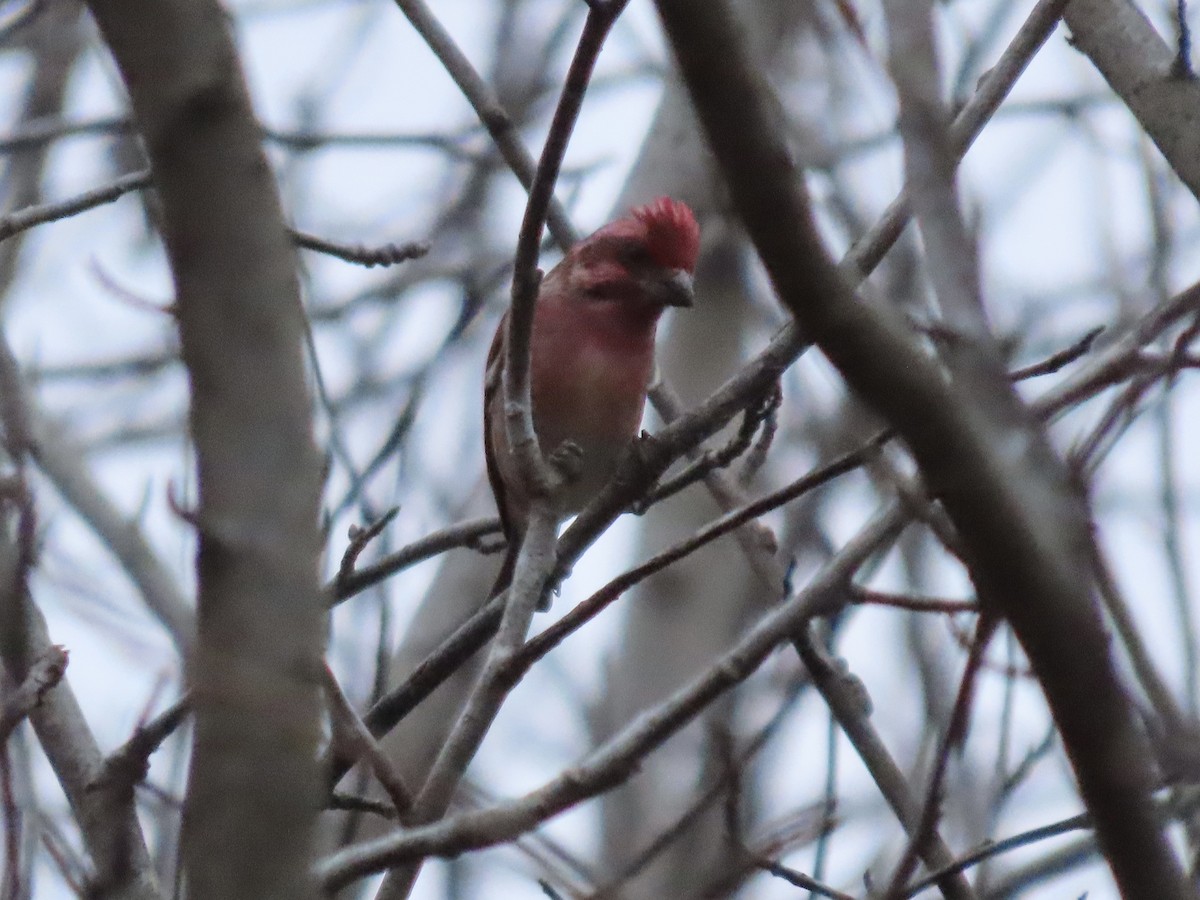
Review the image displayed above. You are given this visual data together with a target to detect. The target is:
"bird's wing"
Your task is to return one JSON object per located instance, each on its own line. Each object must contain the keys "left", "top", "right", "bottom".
{"left": 483, "top": 313, "right": 514, "bottom": 542}
{"left": 483, "top": 314, "right": 522, "bottom": 597}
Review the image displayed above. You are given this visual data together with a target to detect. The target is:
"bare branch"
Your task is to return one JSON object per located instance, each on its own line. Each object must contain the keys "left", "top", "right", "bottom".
{"left": 0, "top": 645, "right": 67, "bottom": 744}
{"left": 850, "top": 588, "right": 978, "bottom": 615}
{"left": 843, "top": 0, "right": 1072, "bottom": 280}
{"left": 794, "top": 624, "right": 977, "bottom": 900}
{"left": 291, "top": 231, "right": 430, "bottom": 269}
{"left": 905, "top": 810, "right": 1091, "bottom": 897}
{"left": 84, "top": 1, "right": 327, "bottom": 898}
{"left": 336, "top": 508, "right": 400, "bottom": 589}
{"left": 325, "top": 429, "right": 877, "bottom": 793}
{"left": 654, "top": 0, "right": 1192, "bottom": 895}
{"left": 1065, "top": 0, "right": 1200, "bottom": 200}
{"left": 0, "top": 644, "right": 66, "bottom": 900}
{"left": 0, "top": 170, "right": 150, "bottom": 244}
{"left": 503, "top": 1, "right": 630, "bottom": 507}
{"left": 0, "top": 576, "right": 161, "bottom": 897}
{"left": 322, "top": 666, "right": 414, "bottom": 822}
{"left": 330, "top": 517, "right": 502, "bottom": 605}
{"left": 370, "top": 507, "right": 560, "bottom": 898}
{"left": 391, "top": 0, "right": 577, "bottom": 250}
{"left": 317, "top": 508, "right": 903, "bottom": 890}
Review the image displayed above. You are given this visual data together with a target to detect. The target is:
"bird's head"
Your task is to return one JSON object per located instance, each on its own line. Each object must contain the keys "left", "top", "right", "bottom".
{"left": 562, "top": 197, "right": 700, "bottom": 315}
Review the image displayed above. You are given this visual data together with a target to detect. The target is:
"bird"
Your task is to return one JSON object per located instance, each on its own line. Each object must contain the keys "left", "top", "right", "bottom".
{"left": 484, "top": 196, "right": 700, "bottom": 599}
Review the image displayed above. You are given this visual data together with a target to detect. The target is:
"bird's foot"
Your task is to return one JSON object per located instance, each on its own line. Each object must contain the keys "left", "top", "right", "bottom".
{"left": 632, "top": 430, "right": 665, "bottom": 470}
{"left": 548, "top": 439, "right": 584, "bottom": 483}
{"left": 624, "top": 432, "right": 667, "bottom": 514}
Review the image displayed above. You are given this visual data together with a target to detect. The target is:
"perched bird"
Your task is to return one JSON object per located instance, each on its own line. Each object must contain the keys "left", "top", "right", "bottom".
{"left": 484, "top": 197, "right": 700, "bottom": 597}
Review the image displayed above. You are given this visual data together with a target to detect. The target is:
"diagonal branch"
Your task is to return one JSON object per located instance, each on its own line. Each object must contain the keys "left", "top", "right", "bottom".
{"left": 0, "top": 574, "right": 161, "bottom": 898}
{"left": 391, "top": 0, "right": 578, "bottom": 250}
{"left": 316, "top": 508, "right": 904, "bottom": 891}
{"left": 1065, "top": 0, "right": 1200, "bottom": 201}
{"left": 652, "top": 0, "right": 1194, "bottom": 897}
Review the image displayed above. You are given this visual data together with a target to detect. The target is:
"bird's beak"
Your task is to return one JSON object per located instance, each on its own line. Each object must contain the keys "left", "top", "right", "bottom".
{"left": 660, "top": 268, "right": 695, "bottom": 308}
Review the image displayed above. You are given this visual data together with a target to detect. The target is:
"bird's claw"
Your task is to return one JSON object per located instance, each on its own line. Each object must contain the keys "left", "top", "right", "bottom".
{"left": 548, "top": 440, "right": 584, "bottom": 482}
{"left": 633, "top": 430, "right": 661, "bottom": 468}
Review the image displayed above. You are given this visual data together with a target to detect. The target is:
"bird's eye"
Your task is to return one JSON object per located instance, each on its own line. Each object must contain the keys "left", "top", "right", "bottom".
{"left": 620, "top": 242, "right": 651, "bottom": 268}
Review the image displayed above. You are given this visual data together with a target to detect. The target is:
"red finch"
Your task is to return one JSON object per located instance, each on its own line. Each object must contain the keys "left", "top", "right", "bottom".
{"left": 485, "top": 197, "right": 701, "bottom": 596}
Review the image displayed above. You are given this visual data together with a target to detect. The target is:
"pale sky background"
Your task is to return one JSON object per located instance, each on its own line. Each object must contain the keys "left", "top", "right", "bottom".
{"left": 4, "top": 0, "right": 1200, "bottom": 897}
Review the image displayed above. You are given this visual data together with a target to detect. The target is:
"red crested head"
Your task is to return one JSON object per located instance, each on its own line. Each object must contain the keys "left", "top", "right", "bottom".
{"left": 554, "top": 197, "right": 700, "bottom": 316}
{"left": 630, "top": 197, "right": 700, "bottom": 273}
{"left": 588, "top": 196, "right": 700, "bottom": 274}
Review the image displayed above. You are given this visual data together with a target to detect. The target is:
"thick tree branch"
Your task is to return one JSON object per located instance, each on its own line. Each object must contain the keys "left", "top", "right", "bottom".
{"left": 1065, "top": 0, "right": 1200, "bottom": 201}
{"left": 653, "top": 0, "right": 1193, "bottom": 896}
{"left": 83, "top": 2, "right": 326, "bottom": 899}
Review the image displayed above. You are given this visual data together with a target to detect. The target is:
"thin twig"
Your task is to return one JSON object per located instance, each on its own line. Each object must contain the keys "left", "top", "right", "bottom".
{"left": 503, "top": 1, "right": 630, "bottom": 504}
{"left": 0, "top": 588, "right": 159, "bottom": 894}
{"left": 904, "top": 810, "right": 1092, "bottom": 897}
{"left": 322, "top": 665, "right": 414, "bottom": 821}
{"left": 328, "top": 793, "right": 398, "bottom": 820}
{"left": 0, "top": 169, "right": 150, "bottom": 243}
{"left": 0, "top": 171, "right": 430, "bottom": 274}
{"left": 292, "top": 230, "right": 430, "bottom": 268}
{"left": 755, "top": 857, "right": 854, "bottom": 900}
{"left": 39, "top": 821, "right": 88, "bottom": 898}
{"left": 719, "top": 728, "right": 855, "bottom": 900}
{"left": 324, "top": 435, "right": 877, "bottom": 791}
{"left": 841, "top": 0, "right": 1074, "bottom": 280}
{"left": 330, "top": 516, "right": 501, "bottom": 605}
{"left": 335, "top": 507, "right": 399, "bottom": 589}
{"left": 1034, "top": 281, "right": 1200, "bottom": 417}
{"left": 391, "top": 0, "right": 577, "bottom": 249}
{"left": 593, "top": 685, "right": 807, "bottom": 898}
{"left": 99, "top": 696, "right": 192, "bottom": 797}
{"left": 850, "top": 588, "right": 978, "bottom": 615}
{"left": 998, "top": 726, "right": 1058, "bottom": 799}
{"left": 317, "top": 508, "right": 903, "bottom": 890}
{"left": 793, "top": 621, "right": 977, "bottom": 900}
{"left": 520, "top": 444, "right": 877, "bottom": 664}
{"left": 0, "top": 114, "right": 471, "bottom": 156}
{"left": 1173, "top": 0, "right": 1194, "bottom": 78}
{"left": 884, "top": 619, "right": 997, "bottom": 898}
{"left": 1009, "top": 326, "right": 1104, "bottom": 380}
{"left": 636, "top": 381, "right": 780, "bottom": 512}
{"left": 0, "top": 747, "right": 17, "bottom": 900}
{"left": 0, "top": 645, "right": 67, "bottom": 900}
{"left": 808, "top": 709, "right": 839, "bottom": 900}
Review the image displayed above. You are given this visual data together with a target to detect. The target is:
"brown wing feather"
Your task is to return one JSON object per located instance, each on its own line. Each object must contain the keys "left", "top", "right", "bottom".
{"left": 483, "top": 314, "right": 520, "bottom": 597}
{"left": 484, "top": 313, "right": 514, "bottom": 539}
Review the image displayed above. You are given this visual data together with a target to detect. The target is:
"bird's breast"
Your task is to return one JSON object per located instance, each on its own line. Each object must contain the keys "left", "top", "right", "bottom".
{"left": 530, "top": 317, "right": 655, "bottom": 514}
